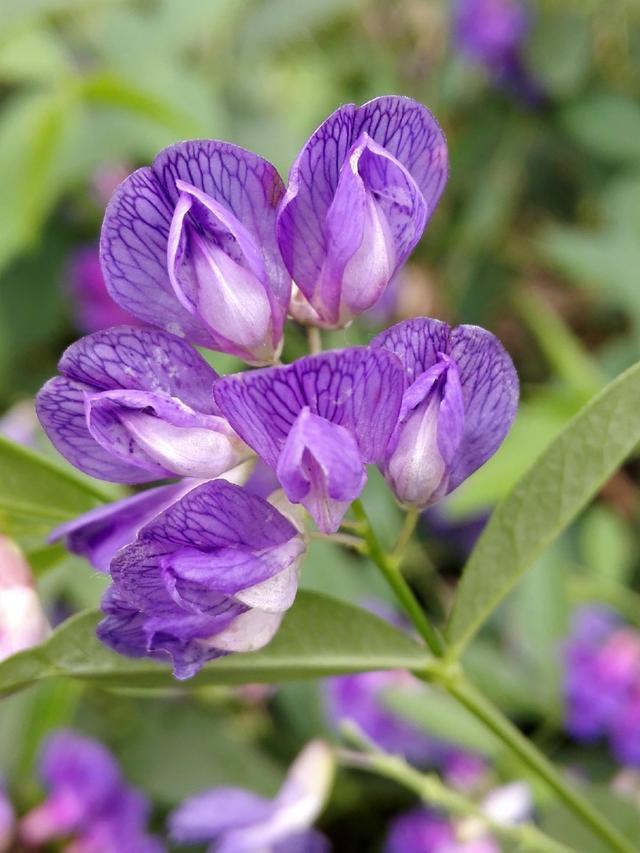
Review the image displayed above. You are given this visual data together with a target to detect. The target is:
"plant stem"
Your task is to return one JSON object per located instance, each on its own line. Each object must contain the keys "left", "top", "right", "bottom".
{"left": 306, "top": 325, "right": 322, "bottom": 355}
{"left": 391, "top": 506, "right": 420, "bottom": 561}
{"left": 351, "top": 500, "right": 444, "bottom": 657}
{"left": 337, "top": 738, "right": 571, "bottom": 853}
{"left": 309, "top": 531, "right": 366, "bottom": 553}
{"left": 445, "top": 677, "right": 637, "bottom": 853}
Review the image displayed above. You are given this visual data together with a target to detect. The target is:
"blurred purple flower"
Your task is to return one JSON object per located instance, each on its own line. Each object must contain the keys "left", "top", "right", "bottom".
{"left": 0, "top": 400, "right": 39, "bottom": 448}
{"left": 0, "top": 536, "right": 49, "bottom": 660}
{"left": 98, "top": 480, "right": 306, "bottom": 679}
{"left": 277, "top": 96, "right": 448, "bottom": 328}
{"left": 372, "top": 318, "right": 518, "bottom": 509}
{"left": 453, "top": 0, "right": 544, "bottom": 106}
{"left": 170, "top": 740, "right": 334, "bottom": 852}
{"left": 214, "top": 348, "right": 404, "bottom": 533}
{"left": 101, "top": 142, "right": 291, "bottom": 364}
{"left": 69, "top": 246, "right": 141, "bottom": 334}
{"left": 386, "top": 784, "right": 530, "bottom": 852}
{"left": 37, "top": 326, "right": 249, "bottom": 484}
{"left": 0, "top": 780, "right": 15, "bottom": 851}
{"left": 564, "top": 606, "right": 640, "bottom": 766}
{"left": 385, "top": 809, "right": 498, "bottom": 853}
{"left": 20, "top": 730, "right": 162, "bottom": 852}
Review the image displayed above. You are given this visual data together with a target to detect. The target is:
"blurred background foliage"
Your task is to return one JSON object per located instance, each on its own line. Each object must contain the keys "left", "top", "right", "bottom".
{"left": 1, "top": 0, "right": 640, "bottom": 849}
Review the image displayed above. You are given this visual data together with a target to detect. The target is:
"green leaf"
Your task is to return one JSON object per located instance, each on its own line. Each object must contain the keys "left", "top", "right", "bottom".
{"left": 447, "top": 361, "right": 640, "bottom": 652}
{"left": 562, "top": 94, "right": 640, "bottom": 164}
{"left": 0, "top": 436, "right": 108, "bottom": 527}
{"left": 0, "top": 591, "right": 426, "bottom": 698}
{"left": 381, "top": 685, "right": 500, "bottom": 756}
{"left": 119, "top": 702, "right": 283, "bottom": 804}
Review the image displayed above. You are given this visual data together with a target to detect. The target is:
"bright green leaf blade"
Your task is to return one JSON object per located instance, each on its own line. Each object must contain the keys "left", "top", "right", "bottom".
{"left": 0, "top": 437, "right": 108, "bottom": 521}
{"left": 447, "top": 361, "right": 640, "bottom": 652}
{"left": 0, "top": 436, "right": 109, "bottom": 525}
{"left": 0, "top": 591, "right": 427, "bottom": 698}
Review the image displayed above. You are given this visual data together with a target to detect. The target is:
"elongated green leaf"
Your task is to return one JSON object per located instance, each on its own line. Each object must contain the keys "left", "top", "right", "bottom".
{"left": 0, "top": 436, "right": 108, "bottom": 524}
{"left": 447, "top": 361, "right": 640, "bottom": 652}
{"left": 0, "top": 591, "right": 426, "bottom": 698}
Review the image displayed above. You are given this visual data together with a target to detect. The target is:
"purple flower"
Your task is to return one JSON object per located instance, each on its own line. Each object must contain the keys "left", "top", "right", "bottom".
{"left": 454, "top": 0, "right": 528, "bottom": 66}
{"left": 170, "top": 740, "right": 333, "bottom": 852}
{"left": 0, "top": 780, "right": 14, "bottom": 851}
{"left": 277, "top": 96, "right": 448, "bottom": 328}
{"left": 98, "top": 480, "right": 306, "bottom": 679}
{"left": 0, "top": 536, "right": 49, "bottom": 660}
{"left": 69, "top": 245, "right": 142, "bottom": 334}
{"left": 564, "top": 606, "right": 640, "bottom": 766}
{"left": 214, "top": 348, "right": 404, "bottom": 532}
{"left": 372, "top": 318, "right": 518, "bottom": 508}
{"left": 36, "top": 326, "right": 249, "bottom": 484}
{"left": 453, "top": 0, "right": 544, "bottom": 106}
{"left": 100, "top": 141, "right": 291, "bottom": 364}
{"left": 386, "top": 809, "right": 499, "bottom": 853}
{"left": 50, "top": 480, "right": 197, "bottom": 572}
{"left": 20, "top": 730, "right": 162, "bottom": 852}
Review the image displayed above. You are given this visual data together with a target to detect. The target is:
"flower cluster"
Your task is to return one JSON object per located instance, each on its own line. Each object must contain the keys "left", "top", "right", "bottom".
{"left": 564, "top": 606, "right": 640, "bottom": 766}
{"left": 37, "top": 95, "right": 518, "bottom": 678}
{"left": 19, "top": 730, "right": 161, "bottom": 852}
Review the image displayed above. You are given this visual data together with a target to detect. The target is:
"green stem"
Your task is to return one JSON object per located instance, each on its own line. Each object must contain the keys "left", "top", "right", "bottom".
{"left": 445, "top": 677, "right": 637, "bottom": 853}
{"left": 338, "top": 746, "right": 572, "bottom": 853}
{"left": 391, "top": 506, "right": 420, "bottom": 561}
{"left": 306, "top": 325, "right": 322, "bottom": 355}
{"left": 351, "top": 500, "right": 444, "bottom": 657}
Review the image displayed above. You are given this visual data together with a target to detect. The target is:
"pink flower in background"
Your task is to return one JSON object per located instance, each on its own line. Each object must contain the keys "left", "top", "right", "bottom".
{"left": 0, "top": 536, "right": 49, "bottom": 660}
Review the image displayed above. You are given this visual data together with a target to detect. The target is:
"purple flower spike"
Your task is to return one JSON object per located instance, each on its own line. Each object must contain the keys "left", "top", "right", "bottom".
{"left": 36, "top": 326, "right": 249, "bottom": 484}
{"left": 98, "top": 480, "right": 306, "bottom": 679}
{"left": 277, "top": 96, "right": 448, "bottom": 328}
{"left": 372, "top": 318, "right": 518, "bottom": 508}
{"left": 50, "top": 480, "right": 196, "bottom": 572}
{"left": 170, "top": 740, "right": 333, "bottom": 852}
{"left": 20, "top": 730, "right": 162, "bottom": 852}
{"left": 101, "top": 141, "right": 290, "bottom": 365}
{"left": 214, "top": 348, "right": 404, "bottom": 532}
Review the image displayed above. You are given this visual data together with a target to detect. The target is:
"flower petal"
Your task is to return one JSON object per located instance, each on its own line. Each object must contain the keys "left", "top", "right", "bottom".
{"left": 276, "top": 408, "right": 366, "bottom": 532}
{"left": 277, "top": 97, "right": 447, "bottom": 308}
{"left": 153, "top": 140, "right": 290, "bottom": 345}
{"left": 170, "top": 789, "right": 272, "bottom": 843}
{"left": 137, "top": 480, "right": 299, "bottom": 552}
{"left": 84, "top": 389, "right": 247, "bottom": 479}
{"left": 35, "top": 376, "right": 151, "bottom": 483}
{"left": 371, "top": 316, "right": 451, "bottom": 383}
{"left": 50, "top": 481, "right": 193, "bottom": 572}
{"left": 58, "top": 325, "right": 219, "bottom": 415}
{"left": 209, "top": 608, "right": 285, "bottom": 654}
{"left": 100, "top": 168, "right": 213, "bottom": 344}
{"left": 448, "top": 323, "right": 519, "bottom": 488}
{"left": 214, "top": 347, "right": 404, "bottom": 469}
{"left": 373, "top": 318, "right": 519, "bottom": 491}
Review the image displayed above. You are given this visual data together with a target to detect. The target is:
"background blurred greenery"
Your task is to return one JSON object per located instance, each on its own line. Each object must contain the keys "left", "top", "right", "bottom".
{"left": 1, "top": 0, "right": 640, "bottom": 849}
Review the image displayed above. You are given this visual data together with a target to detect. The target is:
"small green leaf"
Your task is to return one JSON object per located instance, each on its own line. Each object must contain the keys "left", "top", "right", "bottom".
{"left": 0, "top": 436, "right": 108, "bottom": 526}
{"left": 447, "top": 361, "right": 640, "bottom": 652}
{"left": 0, "top": 591, "right": 427, "bottom": 698}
